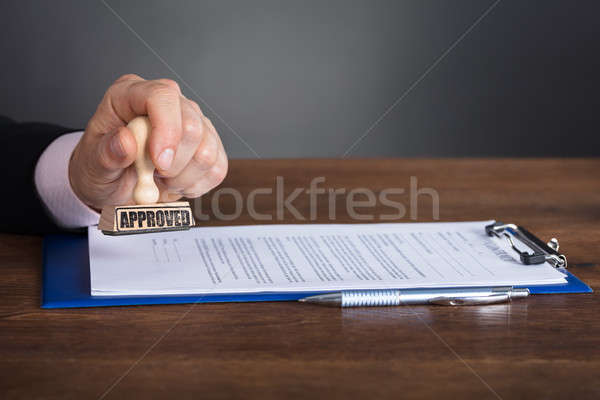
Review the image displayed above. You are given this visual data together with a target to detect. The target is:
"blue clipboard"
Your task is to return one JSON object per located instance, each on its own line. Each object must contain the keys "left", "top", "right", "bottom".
{"left": 41, "top": 234, "right": 592, "bottom": 309}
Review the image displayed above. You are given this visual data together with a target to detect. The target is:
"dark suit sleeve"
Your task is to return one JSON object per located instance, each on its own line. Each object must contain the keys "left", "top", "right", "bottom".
{"left": 0, "top": 115, "right": 79, "bottom": 235}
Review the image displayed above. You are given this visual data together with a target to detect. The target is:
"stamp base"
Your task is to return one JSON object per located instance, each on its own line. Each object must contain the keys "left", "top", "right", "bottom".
{"left": 98, "top": 201, "right": 195, "bottom": 235}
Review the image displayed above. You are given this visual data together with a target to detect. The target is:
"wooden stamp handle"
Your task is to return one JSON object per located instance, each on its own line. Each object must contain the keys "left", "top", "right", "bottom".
{"left": 129, "top": 116, "right": 160, "bottom": 205}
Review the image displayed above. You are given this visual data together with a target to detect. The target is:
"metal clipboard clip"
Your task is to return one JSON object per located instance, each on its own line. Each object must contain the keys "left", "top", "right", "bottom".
{"left": 485, "top": 222, "right": 567, "bottom": 269}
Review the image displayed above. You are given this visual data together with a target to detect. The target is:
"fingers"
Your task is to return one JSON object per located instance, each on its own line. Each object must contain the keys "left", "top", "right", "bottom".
{"left": 163, "top": 97, "right": 205, "bottom": 177}
{"left": 159, "top": 118, "right": 228, "bottom": 200}
{"left": 130, "top": 79, "right": 183, "bottom": 174}
{"left": 91, "top": 126, "right": 137, "bottom": 182}
{"left": 82, "top": 74, "right": 227, "bottom": 207}
{"left": 182, "top": 142, "right": 228, "bottom": 198}
{"left": 102, "top": 76, "right": 183, "bottom": 175}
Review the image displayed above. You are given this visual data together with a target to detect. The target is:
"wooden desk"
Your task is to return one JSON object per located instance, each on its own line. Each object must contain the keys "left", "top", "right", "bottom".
{"left": 1, "top": 159, "right": 599, "bottom": 399}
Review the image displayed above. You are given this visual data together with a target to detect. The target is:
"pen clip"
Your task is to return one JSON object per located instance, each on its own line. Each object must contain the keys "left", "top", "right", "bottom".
{"left": 428, "top": 293, "right": 510, "bottom": 306}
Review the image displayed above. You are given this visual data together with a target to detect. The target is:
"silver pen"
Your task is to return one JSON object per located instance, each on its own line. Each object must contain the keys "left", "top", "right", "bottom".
{"left": 298, "top": 286, "right": 530, "bottom": 307}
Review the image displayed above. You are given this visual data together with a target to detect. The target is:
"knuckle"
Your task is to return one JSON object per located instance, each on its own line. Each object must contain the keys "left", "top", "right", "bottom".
{"left": 106, "top": 81, "right": 122, "bottom": 95}
{"left": 182, "top": 117, "right": 203, "bottom": 141}
{"left": 115, "top": 73, "right": 142, "bottom": 83}
{"left": 149, "top": 83, "right": 179, "bottom": 102}
{"left": 210, "top": 161, "right": 228, "bottom": 184}
{"left": 86, "top": 114, "right": 108, "bottom": 134}
{"left": 193, "top": 145, "right": 218, "bottom": 168}
{"left": 156, "top": 79, "right": 181, "bottom": 93}
{"left": 188, "top": 100, "right": 202, "bottom": 113}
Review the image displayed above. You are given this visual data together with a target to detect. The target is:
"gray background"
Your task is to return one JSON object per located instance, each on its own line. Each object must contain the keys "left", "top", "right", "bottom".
{"left": 1, "top": 0, "right": 598, "bottom": 158}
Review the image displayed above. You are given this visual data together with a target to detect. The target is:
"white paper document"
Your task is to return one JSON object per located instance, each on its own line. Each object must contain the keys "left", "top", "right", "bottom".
{"left": 88, "top": 220, "right": 567, "bottom": 296}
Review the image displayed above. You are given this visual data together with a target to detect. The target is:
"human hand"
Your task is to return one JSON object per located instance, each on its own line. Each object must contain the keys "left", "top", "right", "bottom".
{"left": 69, "top": 74, "right": 228, "bottom": 210}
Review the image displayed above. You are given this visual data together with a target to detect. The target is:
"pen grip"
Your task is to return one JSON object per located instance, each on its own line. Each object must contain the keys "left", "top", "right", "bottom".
{"left": 341, "top": 290, "right": 400, "bottom": 307}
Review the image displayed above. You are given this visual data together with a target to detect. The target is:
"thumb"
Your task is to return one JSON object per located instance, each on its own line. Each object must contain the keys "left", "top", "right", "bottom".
{"left": 92, "top": 127, "right": 137, "bottom": 182}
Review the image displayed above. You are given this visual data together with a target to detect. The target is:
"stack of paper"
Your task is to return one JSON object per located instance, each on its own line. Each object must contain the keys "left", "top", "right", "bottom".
{"left": 88, "top": 220, "right": 567, "bottom": 296}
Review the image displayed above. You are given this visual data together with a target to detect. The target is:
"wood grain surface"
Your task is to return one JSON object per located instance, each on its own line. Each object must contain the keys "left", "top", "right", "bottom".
{"left": 1, "top": 159, "right": 599, "bottom": 399}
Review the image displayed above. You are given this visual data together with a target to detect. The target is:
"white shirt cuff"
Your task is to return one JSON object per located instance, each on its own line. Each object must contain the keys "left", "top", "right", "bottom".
{"left": 34, "top": 131, "right": 100, "bottom": 229}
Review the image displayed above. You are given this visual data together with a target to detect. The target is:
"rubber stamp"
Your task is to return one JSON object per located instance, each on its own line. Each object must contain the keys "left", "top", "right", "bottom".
{"left": 98, "top": 116, "right": 195, "bottom": 235}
